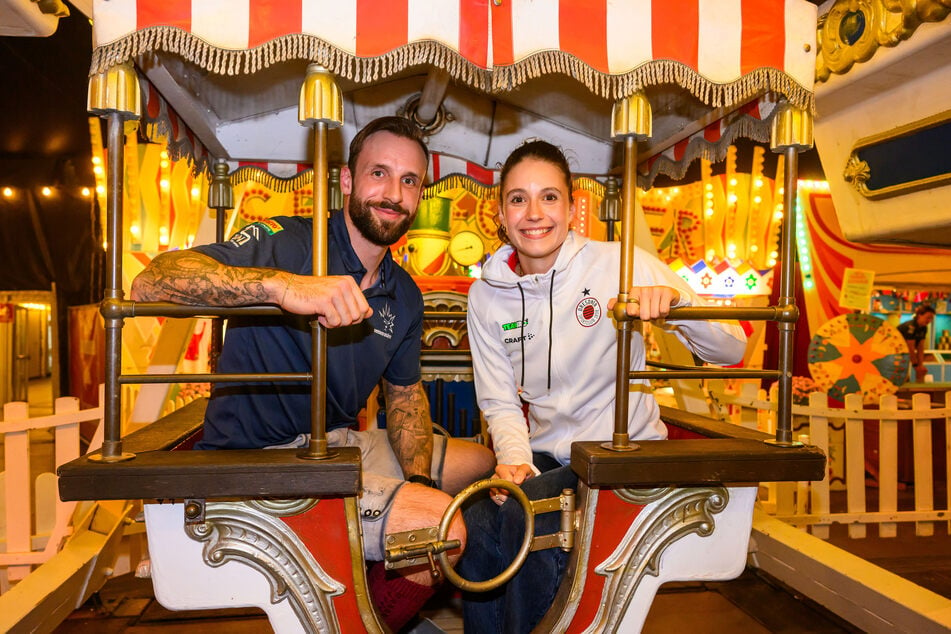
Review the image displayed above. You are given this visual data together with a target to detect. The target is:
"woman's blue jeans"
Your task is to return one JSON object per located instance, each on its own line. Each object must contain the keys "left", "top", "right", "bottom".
{"left": 458, "top": 455, "right": 578, "bottom": 633}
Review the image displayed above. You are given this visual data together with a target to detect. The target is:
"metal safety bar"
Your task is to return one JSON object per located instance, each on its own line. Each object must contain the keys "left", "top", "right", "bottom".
{"left": 88, "top": 64, "right": 345, "bottom": 462}
{"left": 119, "top": 373, "right": 311, "bottom": 384}
{"left": 609, "top": 96, "right": 811, "bottom": 452}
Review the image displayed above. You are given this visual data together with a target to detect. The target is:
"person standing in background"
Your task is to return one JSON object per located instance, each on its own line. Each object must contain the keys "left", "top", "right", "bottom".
{"left": 899, "top": 304, "right": 936, "bottom": 382}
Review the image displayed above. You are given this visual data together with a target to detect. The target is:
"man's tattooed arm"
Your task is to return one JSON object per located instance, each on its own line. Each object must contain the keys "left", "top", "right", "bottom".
{"left": 130, "top": 250, "right": 287, "bottom": 306}
{"left": 383, "top": 380, "right": 434, "bottom": 480}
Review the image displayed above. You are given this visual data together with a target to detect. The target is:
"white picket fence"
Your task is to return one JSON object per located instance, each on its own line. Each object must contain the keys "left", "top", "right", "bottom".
{"left": 716, "top": 383, "right": 951, "bottom": 540}
{"left": 0, "top": 389, "right": 104, "bottom": 593}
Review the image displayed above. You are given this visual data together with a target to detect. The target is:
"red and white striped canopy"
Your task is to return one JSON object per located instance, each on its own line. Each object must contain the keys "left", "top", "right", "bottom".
{"left": 92, "top": 0, "right": 816, "bottom": 107}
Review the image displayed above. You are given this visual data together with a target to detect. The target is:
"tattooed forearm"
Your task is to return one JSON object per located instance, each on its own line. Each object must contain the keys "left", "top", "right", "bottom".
{"left": 384, "top": 381, "right": 434, "bottom": 479}
{"left": 130, "top": 250, "right": 287, "bottom": 306}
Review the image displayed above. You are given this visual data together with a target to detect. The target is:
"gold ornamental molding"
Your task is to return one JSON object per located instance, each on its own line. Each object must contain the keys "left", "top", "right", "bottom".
{"left": 817, "top": 0, "right": 951, "bottom": 82}
{"left": 545, "top": 485, "right": 731, "bottom": 632}
{"left": 185, "top": 498, "right": 347, "bottom": 633}
{"left": 843, "top": 109, "right": 951, "bottom": 199}
{"left": 585, "top": 486, "right": 729, "bottom": 633}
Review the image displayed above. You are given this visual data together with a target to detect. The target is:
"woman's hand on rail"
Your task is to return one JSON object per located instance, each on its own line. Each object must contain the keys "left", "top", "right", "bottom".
{"left": 607, "top": 285, "right": 680, "bottom": 321}
{"left": 490, "top": 463, "right": 534, "bottom": 505}
{"left": 279, "top": 273, "right": 373, "bottom": 327}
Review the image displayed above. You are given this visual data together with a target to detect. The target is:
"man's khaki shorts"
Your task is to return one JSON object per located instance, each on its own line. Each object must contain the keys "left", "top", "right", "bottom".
{"left": 267, "top": 428, "right": 447, "bottom": 560}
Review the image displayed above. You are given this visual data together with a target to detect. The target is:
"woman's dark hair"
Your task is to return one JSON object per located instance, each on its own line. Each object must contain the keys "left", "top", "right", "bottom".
{"left": 915, "top": 303, "right": 936, "bottom": 317}
{"left": 348, "top": 116, "right": 429, "bottom": 173}
{"left": 496, "top": 140, "right": 574, "bottom": 244}
{"left": 499, "top": 140, "right": 573, "bottom": 200}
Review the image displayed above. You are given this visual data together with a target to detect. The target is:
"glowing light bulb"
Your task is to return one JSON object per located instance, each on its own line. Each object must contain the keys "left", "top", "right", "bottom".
{"left": 41, "top": 187, "right": 52, "bottom": 197}
{"left": 2, "top": 187, "right": 12, "bottom": 198}
{"left": 81, "top": 187, "right": 91, "bottom": 197}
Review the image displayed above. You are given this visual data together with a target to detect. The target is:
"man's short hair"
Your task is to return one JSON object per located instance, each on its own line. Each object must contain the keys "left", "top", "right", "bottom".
{"left": 916, "top": 303, "right": 936, "bottom": 316}
{"left": 348, "top": 116, "right": 430, "bottom": 173}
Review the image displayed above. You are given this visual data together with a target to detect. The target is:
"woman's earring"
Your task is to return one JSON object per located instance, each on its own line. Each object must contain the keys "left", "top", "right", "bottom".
{"left": 496, "top": 223, "right": 509, "bottom": 244}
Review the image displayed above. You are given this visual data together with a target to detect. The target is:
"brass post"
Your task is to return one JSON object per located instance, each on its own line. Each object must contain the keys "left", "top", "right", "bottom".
{"left": 88, "top": 63, "right": 140, "bottom": 463}
{"left": 605, "top": 93, "right": 651, "bottom": 452}
{"left": 297, "top": 64, "right": 343, "bottom": 460}
{"left": 768, "top": 102, "right": 813, "bottom": 448}
{"left": 207, "top": 160, "right": 233, "bottom": 372}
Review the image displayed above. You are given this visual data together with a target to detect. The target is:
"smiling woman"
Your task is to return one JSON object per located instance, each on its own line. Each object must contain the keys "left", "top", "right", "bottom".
{"left": 461, "top": 139, "right": 748, "bottom": 632}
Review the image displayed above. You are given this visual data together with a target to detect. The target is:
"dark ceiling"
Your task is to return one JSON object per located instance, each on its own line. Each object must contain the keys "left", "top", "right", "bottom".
{"left": 1, "top": 11, "right": 94, "bottom": 188}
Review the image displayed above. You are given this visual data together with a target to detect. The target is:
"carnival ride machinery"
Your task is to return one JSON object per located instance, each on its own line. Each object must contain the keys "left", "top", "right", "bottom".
{"left": 59, "top": 1, "right": 826, "bottom": 632}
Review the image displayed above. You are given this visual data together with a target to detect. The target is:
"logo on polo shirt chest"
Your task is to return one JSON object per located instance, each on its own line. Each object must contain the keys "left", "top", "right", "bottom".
{"left": 374, "top": 303, "right": 396, "bottom": 339}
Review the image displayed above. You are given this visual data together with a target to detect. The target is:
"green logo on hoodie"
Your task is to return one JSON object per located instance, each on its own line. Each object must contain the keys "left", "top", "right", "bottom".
{"left": 501, "top": 319, "right": 528, "bottom": 331}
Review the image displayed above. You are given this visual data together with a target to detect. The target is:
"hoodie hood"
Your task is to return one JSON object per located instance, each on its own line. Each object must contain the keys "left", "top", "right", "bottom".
{"left": 481, "top": 231, "right": 590, "bottom": 287}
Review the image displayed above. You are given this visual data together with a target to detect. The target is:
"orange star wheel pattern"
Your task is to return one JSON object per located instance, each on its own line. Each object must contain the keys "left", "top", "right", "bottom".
{"left": 807, "top": 313, "right": 910, "bottom": 402}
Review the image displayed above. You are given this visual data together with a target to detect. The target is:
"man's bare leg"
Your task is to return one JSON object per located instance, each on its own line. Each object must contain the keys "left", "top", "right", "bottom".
{"left": 440, "top": 438, "right": 496, "bottom": 495}
{"left": 369, "top": 484, "right": 465, "bottom": 631}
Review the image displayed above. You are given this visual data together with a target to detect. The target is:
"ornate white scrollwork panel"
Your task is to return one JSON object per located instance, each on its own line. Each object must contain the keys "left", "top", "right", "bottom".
{"left": 582, "top": 485, "right": 757, "bottom": 634}
{"left": 185, "top": 499, "right": 346, "bottom": 634}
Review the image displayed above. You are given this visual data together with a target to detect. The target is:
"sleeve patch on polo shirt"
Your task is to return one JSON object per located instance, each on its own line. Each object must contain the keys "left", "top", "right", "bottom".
{"left": 258, "top": 218, "right": 284, "bottom": 235}
{"left": 229, "top": 219, "right": 285, "bottom": 247}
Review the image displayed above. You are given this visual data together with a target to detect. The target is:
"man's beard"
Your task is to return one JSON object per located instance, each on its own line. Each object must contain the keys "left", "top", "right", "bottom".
{"left": 348, "top": 195, "right": 415, "bottom": 246}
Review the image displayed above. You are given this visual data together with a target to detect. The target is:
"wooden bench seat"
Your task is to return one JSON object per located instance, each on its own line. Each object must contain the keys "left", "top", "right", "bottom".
{"left": 57, "top": 398, "right": 362, "bottom": 501}
{"left": 571, "top": 406, "right": 826, "bottom": 488}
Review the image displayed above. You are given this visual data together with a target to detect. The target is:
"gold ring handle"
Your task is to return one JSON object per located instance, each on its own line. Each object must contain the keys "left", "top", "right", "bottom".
{"left": 435, "top": 478, "right": 534, "bottom": 592}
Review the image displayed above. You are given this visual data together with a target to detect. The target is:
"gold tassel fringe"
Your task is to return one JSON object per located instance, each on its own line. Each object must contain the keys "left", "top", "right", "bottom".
{"left": 92, "top": 30, "right": 814, "bottom": 112}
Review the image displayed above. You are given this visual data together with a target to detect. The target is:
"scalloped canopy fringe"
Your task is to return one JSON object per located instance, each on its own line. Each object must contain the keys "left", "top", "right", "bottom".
{"left": 92, "top": 28, "right": 814, "bottom": 113}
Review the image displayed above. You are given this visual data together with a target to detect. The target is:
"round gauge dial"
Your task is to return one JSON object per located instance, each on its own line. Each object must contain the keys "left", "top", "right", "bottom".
{"left": 448, "top": 230, "right": 486, "bottom": 266}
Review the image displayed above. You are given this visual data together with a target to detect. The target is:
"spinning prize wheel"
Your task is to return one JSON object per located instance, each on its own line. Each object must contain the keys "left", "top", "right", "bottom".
{"left": 807, "top": 313, "right": 910, "bottom": 402}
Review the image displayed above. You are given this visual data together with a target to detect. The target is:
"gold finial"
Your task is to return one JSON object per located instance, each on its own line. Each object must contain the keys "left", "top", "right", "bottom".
{"left": 611, "top": 92, "right": 651, "bottom": 140}
{"left": 207, "top": 160, "right": 234, "bottom": 210}
{"left": 770, "top": 101, "right": 814, "bottom": 151}
{"left": 599, "top": 176, "right": 620, "bottom": 222}
{"left": 299, "top": 63, "right": 344, "bottom": 127}
{"left": 87, "top": 62, "right": 141, "bottom": 118}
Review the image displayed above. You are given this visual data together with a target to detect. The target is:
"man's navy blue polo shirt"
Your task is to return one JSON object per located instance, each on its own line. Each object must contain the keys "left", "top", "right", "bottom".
{"left": 191, "top": 212, "right": 423, "bottom": 449}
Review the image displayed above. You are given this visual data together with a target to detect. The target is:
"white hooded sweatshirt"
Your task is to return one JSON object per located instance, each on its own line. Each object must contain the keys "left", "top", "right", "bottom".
{"left": 467, "top": 231, "right": 747, "bottom": 469}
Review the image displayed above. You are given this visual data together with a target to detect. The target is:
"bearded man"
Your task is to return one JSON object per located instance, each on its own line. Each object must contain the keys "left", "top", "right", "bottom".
{"left": 131, "top": 116, "right": 494, "bottom": 630}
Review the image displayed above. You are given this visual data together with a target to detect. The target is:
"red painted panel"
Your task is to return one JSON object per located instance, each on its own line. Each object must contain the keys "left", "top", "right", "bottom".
{"left": 249, "top": 0, "right": 302, "bottom": 48}
{"left": 356, "top": 0, "right": 408, "bottom": 57}
{"left": 651, "top": 0, "right": 698, "bottom": 70}
{"left": 559, "top": 0, "right": 608, "bottom": 73}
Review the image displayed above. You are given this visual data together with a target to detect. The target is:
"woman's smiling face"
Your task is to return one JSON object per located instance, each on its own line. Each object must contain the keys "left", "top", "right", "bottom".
{"left": 499, "top": 157, "right": 575, "bottom": 275}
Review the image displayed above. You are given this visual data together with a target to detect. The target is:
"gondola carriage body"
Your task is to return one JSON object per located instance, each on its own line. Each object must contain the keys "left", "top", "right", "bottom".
{"left": 59, "top": 1, "right": 826, "bottom": 632}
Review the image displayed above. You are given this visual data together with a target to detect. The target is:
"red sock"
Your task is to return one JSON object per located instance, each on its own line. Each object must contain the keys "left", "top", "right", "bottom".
{"left": 367, "top": 561, "right": 437, "bottom": 632}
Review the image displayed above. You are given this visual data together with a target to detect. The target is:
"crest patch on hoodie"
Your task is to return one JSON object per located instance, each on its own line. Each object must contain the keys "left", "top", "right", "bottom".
{"left": 576, "top": 297, "right": 602, "bottom": 327}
